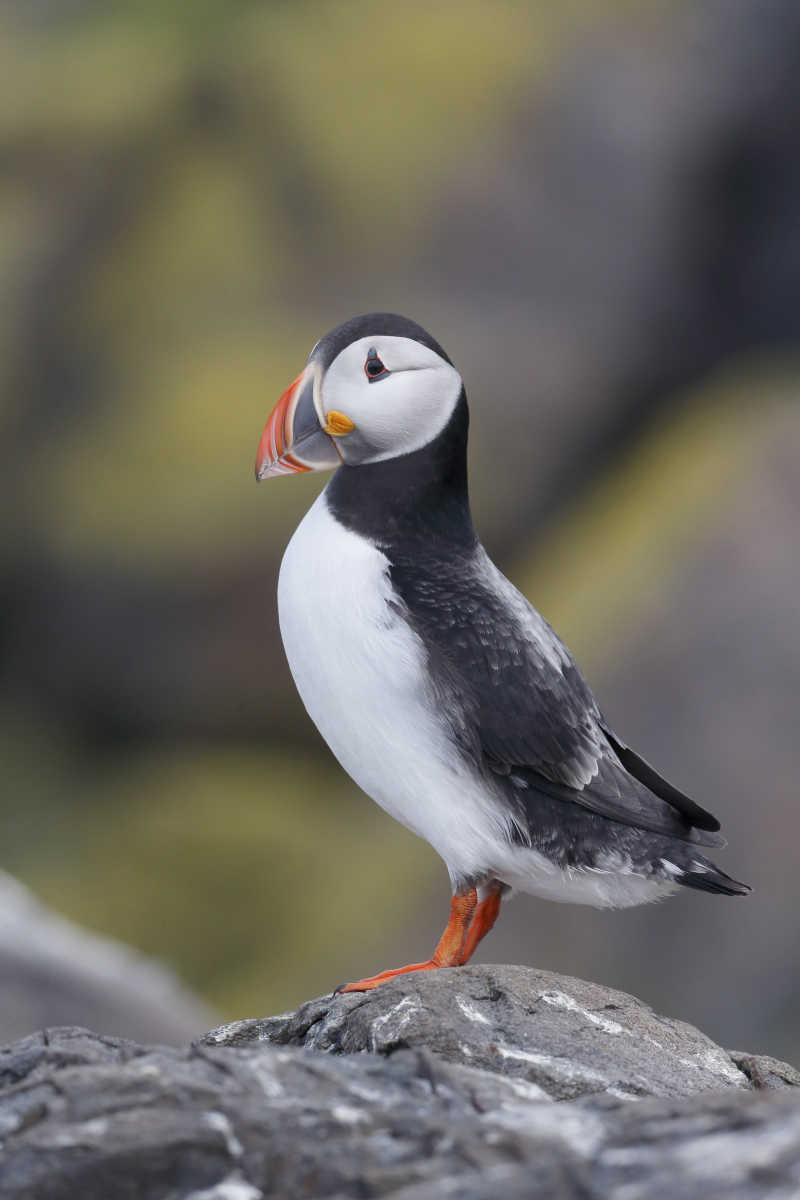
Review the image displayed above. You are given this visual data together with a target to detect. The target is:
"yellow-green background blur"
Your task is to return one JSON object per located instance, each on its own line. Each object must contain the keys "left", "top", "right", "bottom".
{"left": 3, "top": 1, "right": 800, "bottom": 1060}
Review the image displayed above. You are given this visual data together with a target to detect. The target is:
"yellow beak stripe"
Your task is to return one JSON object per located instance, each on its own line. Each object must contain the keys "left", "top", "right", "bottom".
{"left": 324, "top": 410, "right": 356, "bottom": 436}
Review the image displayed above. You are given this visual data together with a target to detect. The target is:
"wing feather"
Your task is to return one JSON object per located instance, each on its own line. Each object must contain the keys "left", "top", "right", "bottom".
{"left": 391, "top": 546, "right": 723, "bottom": 848}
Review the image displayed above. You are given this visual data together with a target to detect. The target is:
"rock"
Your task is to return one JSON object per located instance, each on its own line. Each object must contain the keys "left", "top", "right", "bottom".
{"left": 729, "top": 1051, "right": 800, "bottom": 1093}
{"left": 0, "top": 872, "right": 216, "bottom": 1046}
{"left": 202, "top": 964, "right": 789, "bottom": 1104}
{"left": 0, "top": 967, "right": 798, "bottom": 1199}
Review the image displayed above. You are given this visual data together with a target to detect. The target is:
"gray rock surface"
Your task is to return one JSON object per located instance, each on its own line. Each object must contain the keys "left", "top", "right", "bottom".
{"left": 1, "top": 966, "right": 797, "bottom": 1199}
{"left": 205, "top": 964, "right": 798, "bottom": 1103}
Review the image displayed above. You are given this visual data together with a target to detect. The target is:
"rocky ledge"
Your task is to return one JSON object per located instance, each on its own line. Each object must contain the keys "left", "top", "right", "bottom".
{"left": 1, "top": 965, "right": 798, "bottom": 1199}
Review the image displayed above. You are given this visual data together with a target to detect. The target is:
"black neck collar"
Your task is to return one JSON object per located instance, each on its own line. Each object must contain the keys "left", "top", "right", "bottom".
{"left": 324, "top": 389, "right": 476, "bottom": 554}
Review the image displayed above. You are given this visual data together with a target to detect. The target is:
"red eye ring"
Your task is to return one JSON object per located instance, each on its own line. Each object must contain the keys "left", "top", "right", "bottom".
{"left": 364, "top": 347, "right": 390, "bottom": 382}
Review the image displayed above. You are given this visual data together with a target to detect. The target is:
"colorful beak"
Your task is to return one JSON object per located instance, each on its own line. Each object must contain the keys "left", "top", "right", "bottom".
{"left": 255, "top": 366, "right": 342, "bottom": 481}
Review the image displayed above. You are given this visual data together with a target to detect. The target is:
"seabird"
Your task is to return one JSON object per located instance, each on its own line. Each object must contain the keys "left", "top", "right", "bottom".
{"left": 255, "top": 313, "right": 749, "bottom": 992}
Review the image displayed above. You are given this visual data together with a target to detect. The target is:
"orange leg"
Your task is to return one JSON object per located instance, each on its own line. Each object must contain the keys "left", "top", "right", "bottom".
{"left": 337, "top": 888, "right": 478, "bottom": 993}
{"left": 460, "top": 886, "right": 503, "bottom": 964}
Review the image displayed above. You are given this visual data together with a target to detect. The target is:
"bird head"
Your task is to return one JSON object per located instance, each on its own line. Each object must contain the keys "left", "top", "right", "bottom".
{"left": 255, "top": 313, "right": 462, "bottom": 480}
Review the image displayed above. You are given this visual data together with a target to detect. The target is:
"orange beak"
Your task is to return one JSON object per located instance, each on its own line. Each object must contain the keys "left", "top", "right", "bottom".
{"left": 255, "top": 366, "right": 341, "bottom": 481}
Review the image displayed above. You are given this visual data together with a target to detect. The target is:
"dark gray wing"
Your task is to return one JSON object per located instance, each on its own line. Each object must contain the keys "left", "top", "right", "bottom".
{"left": 392, "top": 546, "right": 722, "bottom": 847}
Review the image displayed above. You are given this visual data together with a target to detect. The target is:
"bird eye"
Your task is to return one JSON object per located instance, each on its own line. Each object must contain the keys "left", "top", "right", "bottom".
{"left": 364, "top": 347, "right": 390, "bottom": 382}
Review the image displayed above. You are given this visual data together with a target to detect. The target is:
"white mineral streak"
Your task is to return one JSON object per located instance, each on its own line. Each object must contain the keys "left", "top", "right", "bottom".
{"left": 331, "top": 1104, "right": 368, "bottom": 1126}
{"left": 0, "top": 1111, "right": 21, "bottom": 1136}
{"left": 678, "top": 1047, "right": 747, "bottom": 1085}
{"left": 369, "top": 996, "right": 420, "bottom": 1051}
{"left": 47, "top": 1118, "right": 110, "bottom": 1147}
{"left": 342, "top": 1079, "right": 385, "bottom": 1105}
{"left": 204, "top": 1111, "right": 244, "bottom": 1159}
{"left": 496, "top": 1075, "right": 551, "bottom": 1103}
{"left": 539, "top": 989, "right": 746, "bottom": 1086}
{"left": 539, "top": 989, "right": 626, "bottom": 1035}
{"left": 455, "top": 994, "right": 492, "bottom": 1025}
{"left": 491, "top": 1100, "right": 608, "bottom": 1158}
{"left": 495, "top": 1043, "right": 608, "bottom": 1087}
{"left": 249, "top": 1060, "right": 285, "bottom": 1100}
{"left": 605, "top": 1086, "right": 643, "bottom": 1101}
{"left": 600, "top": 1115, "right": 800, "bottom": 1182}
{"left": 185, "top": 1174, "right": 263, "bottom": 1200}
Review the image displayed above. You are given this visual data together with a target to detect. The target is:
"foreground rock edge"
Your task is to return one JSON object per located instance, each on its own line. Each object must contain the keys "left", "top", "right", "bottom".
{"left": 0, "top": 966, "right": 798, "bottom": 1199}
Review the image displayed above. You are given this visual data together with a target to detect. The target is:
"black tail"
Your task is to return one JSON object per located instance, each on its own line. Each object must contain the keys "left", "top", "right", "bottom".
{"left": 677, "top": 861, "right": 751, "bottom": 897}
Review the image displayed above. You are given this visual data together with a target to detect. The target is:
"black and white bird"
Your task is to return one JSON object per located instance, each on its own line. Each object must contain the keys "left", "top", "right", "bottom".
{"left": 255, "top": 313, "right": 749, "bottom": 992}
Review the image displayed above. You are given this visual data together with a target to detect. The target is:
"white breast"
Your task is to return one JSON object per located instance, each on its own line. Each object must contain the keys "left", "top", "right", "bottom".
{"left": 277, "top": 490, "right": 516, "bottom": 886}
{"left": 277, "top": 490, "right": 677, "bottom": 911}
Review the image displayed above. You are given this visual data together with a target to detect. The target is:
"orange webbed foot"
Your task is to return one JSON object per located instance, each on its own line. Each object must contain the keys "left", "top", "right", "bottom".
{"left": 336, "top": 959, "right": 442, "bottom": 994}
{"left": 335, "top": 888, "right": 490, "bottom": 994}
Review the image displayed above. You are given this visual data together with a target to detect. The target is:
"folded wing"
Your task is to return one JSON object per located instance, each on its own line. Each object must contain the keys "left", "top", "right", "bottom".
{"left": 397, "top": 548, "right": 723, "bottom": 849}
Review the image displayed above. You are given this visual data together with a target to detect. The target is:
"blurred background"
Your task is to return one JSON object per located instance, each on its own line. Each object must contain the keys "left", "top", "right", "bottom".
{"left": 2, "top": 0, "right": 799, "bottom": 1060}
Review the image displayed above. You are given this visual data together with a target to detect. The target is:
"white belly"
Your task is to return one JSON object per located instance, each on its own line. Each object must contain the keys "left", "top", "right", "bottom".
{"left": 277, "top": 490, "right": 515, "bottom": 886}
{"left": 277, "top": 490, "right": 677, "bottom": 910}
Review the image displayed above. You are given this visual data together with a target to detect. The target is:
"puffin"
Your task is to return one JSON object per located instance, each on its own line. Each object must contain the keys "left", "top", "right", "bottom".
{"left": 255, "top": 313, "right": 749, "bottom": 993}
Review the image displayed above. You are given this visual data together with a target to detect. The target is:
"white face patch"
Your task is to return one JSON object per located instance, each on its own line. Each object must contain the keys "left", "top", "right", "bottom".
{"left": 319, "top": 335, "right": 462, "bottom": 464}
